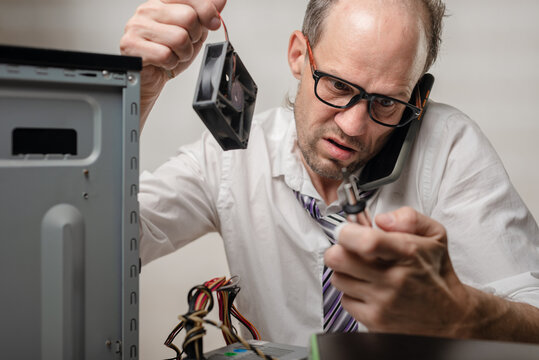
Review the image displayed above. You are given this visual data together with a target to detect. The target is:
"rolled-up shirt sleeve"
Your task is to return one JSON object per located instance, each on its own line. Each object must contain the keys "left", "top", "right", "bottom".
{"left": 422, "top": 107, "right": 539, "bottom": 309}
{"left": 483, "top": 272, "right": 539, "bottom": 308}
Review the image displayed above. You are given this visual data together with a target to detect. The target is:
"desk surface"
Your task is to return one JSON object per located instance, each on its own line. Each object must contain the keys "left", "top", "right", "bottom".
{"left": 311, "top": 332, "right": 539, "bottom": 360}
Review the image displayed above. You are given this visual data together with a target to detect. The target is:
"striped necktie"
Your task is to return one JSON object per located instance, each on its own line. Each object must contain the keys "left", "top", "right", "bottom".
{"left": 293, "top": 189, "right": 375, "bottom": 332}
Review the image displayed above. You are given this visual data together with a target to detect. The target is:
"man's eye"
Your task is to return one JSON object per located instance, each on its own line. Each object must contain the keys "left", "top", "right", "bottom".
{"left": 376, "top": 97, "right": 396, "bottom": 107}
{"left": 330, "top": 79, "right": 352, "bottom": 92}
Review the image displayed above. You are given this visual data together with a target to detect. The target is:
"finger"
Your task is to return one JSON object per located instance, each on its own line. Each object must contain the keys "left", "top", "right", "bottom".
{"left": 330, "top": 271, "right": 374, "bottom": 303}
{"left": 340, "top": 294, "right": 383, "bottom": 330}
{"left": 162, "top": 0, "right": 227, "bottom": 30}
{"left": 139, "top": 21, "right": 196, "bottom": 64}
{"left": 192, "top": 29, "right": 209, "bottom": 54}
{"left": 211, "top": 0, "right": 227, "bottom": 13}
{"left": 375, "top": 207, "right": 445, "bottom": 238}
{"left": 169, "top": 29, "right": 208, "bottom": 75}
{"left": 130, "top": 3, "right": 203, "bottom": 54}
{"left": 125, "top": 39, "right": 180, "bottom": 70}
{"left": 364, "top": 208, "right": 373, "bottom": 226}
{"left": 324, "top": 244, "right": 386, "bottom": 283}
{"left": 346, "top": 211, "right": 372, "bottom": 227}
{"left": 337, "top": 223, "right": 417, "bottom": 262}
{"left": 156, "top": 3, "right": 204, "bottom": 43}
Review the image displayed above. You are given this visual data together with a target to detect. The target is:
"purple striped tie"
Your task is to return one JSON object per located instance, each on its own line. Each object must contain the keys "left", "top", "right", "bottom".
{"left": 294, "top": 189, "right": 375, "bottom": 332}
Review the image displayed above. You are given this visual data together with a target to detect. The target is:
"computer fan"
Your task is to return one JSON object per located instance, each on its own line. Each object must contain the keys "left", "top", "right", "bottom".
{"left": 193, "top": 41, "right": 258, "bottom": 150}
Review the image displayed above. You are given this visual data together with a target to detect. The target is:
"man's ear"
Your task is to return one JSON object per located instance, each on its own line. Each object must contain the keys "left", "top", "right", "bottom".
{"left": 288, "top": 30, "right": 307, "bottom": 80}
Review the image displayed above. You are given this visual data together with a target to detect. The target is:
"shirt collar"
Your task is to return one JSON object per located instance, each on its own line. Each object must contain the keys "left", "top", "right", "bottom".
{"left": 268, "top": 107, "right": 365, "bottom": 213}
{"left": 271, "top": 107, "right": 323, "bottom": 201}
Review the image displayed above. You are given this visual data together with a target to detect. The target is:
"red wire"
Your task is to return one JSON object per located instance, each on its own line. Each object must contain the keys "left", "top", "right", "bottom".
{"left": 218, "top": 13, "right": 229, "bottom": 41}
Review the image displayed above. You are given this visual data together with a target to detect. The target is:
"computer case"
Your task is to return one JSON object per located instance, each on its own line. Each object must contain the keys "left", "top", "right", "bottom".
{"left": 0, "top": 45, "right": 141, "bottom": 359}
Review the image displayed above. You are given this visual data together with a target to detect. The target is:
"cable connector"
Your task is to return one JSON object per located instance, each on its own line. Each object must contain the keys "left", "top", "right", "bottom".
{"left": 342, "top": 168, "right": 366, "bottom": 222}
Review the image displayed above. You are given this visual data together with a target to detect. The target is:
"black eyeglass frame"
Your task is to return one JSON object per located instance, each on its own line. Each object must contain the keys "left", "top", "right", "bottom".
{"left": 305, "top": 36, "right": 423, "bottom": 128}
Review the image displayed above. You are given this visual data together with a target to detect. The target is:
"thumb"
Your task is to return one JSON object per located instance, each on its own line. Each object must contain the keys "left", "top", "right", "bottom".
{"left": 170, "top": 29, "right": 209, "bottom": 76}
{"left": 213, "top": 0, "right": 227, "bottom": 14}
{"left": 375, "top": 207, "right": 446, "bottom": 239}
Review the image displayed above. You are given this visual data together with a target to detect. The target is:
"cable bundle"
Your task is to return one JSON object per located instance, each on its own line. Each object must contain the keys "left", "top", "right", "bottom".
{"left": 209, "top": 276, "right": 261, "bottom": 344}
{"left": 164, "top": 276, "right": 273, "bottom": 360}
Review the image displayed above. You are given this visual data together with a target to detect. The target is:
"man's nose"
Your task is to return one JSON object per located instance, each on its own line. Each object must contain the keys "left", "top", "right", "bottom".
{"left": 333, "top": 100, "right": 371, "bottom": 137}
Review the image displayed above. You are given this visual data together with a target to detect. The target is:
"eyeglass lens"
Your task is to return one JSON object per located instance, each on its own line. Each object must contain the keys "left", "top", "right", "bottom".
{"left": 315, "top": 74, "right": 416, "bottom": 126}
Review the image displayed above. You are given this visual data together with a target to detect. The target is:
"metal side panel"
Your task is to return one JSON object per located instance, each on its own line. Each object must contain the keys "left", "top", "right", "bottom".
{"left": 0, "top": 54, "right": 140, "bottom": 360}
{"left": 121, "top": 71, "right": 140, "bottom": 360}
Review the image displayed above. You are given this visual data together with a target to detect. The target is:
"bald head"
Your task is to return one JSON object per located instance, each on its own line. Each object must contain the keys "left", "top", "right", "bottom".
{"left": 302, "top": 0, "right": 446, "bottom": 72}
{"left": 317, "top": 0, "right": 428, "bottom": 87}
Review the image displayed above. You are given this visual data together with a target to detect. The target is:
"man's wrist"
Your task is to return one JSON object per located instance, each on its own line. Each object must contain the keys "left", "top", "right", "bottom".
{"left": 452, "top": 285, "right": 539, "bottom": 343}
{"left": 448, "top": 285, "right": 504, "bottom": 339}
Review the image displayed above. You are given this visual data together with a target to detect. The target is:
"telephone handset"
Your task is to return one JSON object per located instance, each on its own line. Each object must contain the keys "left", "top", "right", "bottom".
{"left": 357, "top": 73, "right": 435, "bottom": 191}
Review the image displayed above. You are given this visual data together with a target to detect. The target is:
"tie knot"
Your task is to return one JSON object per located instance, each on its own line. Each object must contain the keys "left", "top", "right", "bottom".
{"left": 293, "top": 190, "right": 346, "bottom": 242}
{"left": 294, "top": 190, "right": 321, "bottom": 219}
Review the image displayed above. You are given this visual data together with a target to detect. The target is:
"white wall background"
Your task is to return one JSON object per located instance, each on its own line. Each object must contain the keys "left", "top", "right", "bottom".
{"left": 1, "top": 1, "right": 538, "bottom": 359}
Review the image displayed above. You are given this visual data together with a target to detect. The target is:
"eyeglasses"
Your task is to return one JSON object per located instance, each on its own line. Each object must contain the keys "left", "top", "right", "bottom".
{"left": 305, "top": 36, "right": 422, "bottom": 128}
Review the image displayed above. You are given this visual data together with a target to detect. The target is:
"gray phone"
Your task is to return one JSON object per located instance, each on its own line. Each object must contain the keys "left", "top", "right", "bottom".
{"left": 357, "top": 73, "right": 435, "bottom": 191}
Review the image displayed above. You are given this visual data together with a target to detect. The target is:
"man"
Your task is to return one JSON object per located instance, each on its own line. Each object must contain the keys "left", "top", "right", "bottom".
{"left": 121, "top": 0, "right": 539, "bottom": 345}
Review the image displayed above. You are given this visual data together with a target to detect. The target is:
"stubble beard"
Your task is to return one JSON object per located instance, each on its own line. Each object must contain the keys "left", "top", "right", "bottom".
{"left": 294, "top": 109, "right": 365, "bottom": 181}
{"left": 298, "top": 132, "right": 364, "bottom": 180}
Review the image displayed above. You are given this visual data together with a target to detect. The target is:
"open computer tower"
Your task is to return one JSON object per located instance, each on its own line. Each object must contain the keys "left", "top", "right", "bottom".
{"left": 0, "top": 45, "right": 141, "bottom": 359}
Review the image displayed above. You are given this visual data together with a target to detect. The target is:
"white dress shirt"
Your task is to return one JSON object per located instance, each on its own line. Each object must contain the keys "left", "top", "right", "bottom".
{"left": 139, "top": 102, "right": 539, "bottom": 346}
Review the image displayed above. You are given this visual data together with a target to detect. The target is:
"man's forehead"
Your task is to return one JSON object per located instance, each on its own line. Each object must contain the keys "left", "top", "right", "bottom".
{"left": 326, "top": 0, "right": 420, "bottom": 15}
{"left": 322, "top": 0, "right": 422, "bottom": 38}
{"left": 314, "top": 0, "right": 428, "bottom": 95}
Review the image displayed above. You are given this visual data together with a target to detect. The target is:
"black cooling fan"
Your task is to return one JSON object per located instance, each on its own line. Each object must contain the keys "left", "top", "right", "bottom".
{"left": 193, "top": 41, "right": 258, "bottom": 150}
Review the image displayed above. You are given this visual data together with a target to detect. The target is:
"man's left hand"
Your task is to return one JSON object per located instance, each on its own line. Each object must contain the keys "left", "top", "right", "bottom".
{"left": 324, "top": 207, "right": 473, "bottom": 337}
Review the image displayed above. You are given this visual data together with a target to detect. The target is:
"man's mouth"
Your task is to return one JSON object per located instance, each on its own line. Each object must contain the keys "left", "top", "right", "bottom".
{"left": 326, "top": 138, "right": 354, "bottom": 152}
{"left": 322, "top": 137, "right": 358, "bottom": 162}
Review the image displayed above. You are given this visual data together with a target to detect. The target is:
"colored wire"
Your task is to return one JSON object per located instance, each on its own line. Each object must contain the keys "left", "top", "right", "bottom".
{"left": 218, "top": 13, "right": 229, "bottom": 41}
{"left": 164, "top": 276, "right": 265, "bottom": 360}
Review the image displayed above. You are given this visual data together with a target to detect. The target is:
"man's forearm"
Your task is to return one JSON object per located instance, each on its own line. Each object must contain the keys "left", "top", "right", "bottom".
{"left": 138, "top": 66, "right": 168, "bottom": 132}
{"left": 459, "top": 286, "right": 539, "bottom": 343}
{"left": 140, "top": 94, "right": 159, "bottom": 131}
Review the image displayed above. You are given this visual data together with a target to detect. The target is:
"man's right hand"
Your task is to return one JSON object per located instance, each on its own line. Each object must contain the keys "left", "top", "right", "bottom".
{"left": 120, "top": 0, "right": 227, "bottom": 129}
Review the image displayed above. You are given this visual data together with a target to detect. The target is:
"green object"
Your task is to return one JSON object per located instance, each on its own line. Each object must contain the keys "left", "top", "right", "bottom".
{"left": 224, "top": 352, "right": 237, "bottom": 356}
{"left": 309, "top": 334, "right": 320, "bottom": 360}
